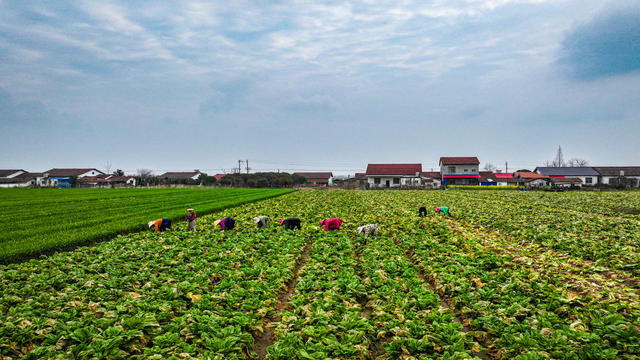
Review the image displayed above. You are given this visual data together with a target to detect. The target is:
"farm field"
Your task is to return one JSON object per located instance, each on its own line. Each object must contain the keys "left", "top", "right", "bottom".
{"left": 0, "top": 188, "right": 293, "bottom": 263}
{"left": 0, "top": 190, "right": 639, "bottom": 359}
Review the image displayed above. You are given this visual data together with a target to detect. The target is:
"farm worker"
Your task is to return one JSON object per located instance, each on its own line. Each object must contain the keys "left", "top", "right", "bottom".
{"left": 436, "top": 206, "right": 452, "bottom": 217}
{"left": 214, "top": 217, "right": 236, "bottom": 231}
{"left": 148, "top": 218, "right": 172, "bottom": 233}
{"left": 279, "top": 218, "right": 301, "bottom": 230}
{"left": 357, "top": 224, "right": 379, "bottom": 238}
{"left": 320, "top": 218, "right": 343, "bottom": 231}
{"left": 185, "top": 208, "right": 197, "bottom": 231}
{"left": 253, "top": 216, "right": 270, "bottom": 228}
{"left": 418, "top": 206, "right": 427, "bottom": 217}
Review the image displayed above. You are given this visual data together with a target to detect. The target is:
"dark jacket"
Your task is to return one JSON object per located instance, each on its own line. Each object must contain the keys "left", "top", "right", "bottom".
{"left": 280, "top": 218, "right": 301, "bottom": 230}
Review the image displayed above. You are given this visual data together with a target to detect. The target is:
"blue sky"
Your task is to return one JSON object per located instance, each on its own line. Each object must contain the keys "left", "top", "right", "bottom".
{"left": 1, "top": 0, "right": 639, "bottom": 175}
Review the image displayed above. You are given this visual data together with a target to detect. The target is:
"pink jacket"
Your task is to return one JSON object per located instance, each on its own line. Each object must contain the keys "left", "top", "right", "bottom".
{"left": 321, "top": 218, "right": 343, "bottom": 231}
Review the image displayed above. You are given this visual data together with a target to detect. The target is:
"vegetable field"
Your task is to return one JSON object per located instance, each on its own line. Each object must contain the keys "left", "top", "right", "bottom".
{"left": 1, "top": 190, "right": 638, "bottom": 359}
{"left": 0, "top": 188, "right": 292, "bottom": 263}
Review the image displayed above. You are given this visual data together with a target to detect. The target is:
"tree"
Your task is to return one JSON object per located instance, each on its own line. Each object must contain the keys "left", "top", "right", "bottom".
{"left": 483, "top": 163, "right": 497, "bottom": 172}
{"left": 113, "top": 169, "right": 125, "bottom": 176}
{"left": 136, "top": 168, "right": 155, "bottom": 186}
{"left": 567, "top": 158, "right": 589, "bottom": 167}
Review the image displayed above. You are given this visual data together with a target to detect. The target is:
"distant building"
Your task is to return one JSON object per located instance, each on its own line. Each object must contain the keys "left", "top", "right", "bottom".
{"left": 513, "top": 171, "right": 549, "bottom": 188}
{"left": 592, "top": 167, "right": 640, "bottom": 188}
{"left": 293, "top": 172, "right": 334, "bottom": 185}
{"left": 159, "top": 171, "right": 202, "bottom": 181}
{"left": 550, "top": 177, "right": 583, "bottom": 188}
{"left": 493, "top": 172, "right": 518, "bottom": 186}
{"left": 214, "top": 174, "right": 227, "bottom": 181}
{"left": 365, "top": 164, "right": 422, "bottom": 188}
{"left": 0, "top": 169, "right": 27, "bottom": 178}
{"left": 44, "top": 168, "right": 105, "bottom": 187}
{"left": 439, "top": 157, "right": 480, "bottom": 186}
{"left": 420, "top": 172, "right": 442, "bottom": 188}
{"left": 534, "top": 167, "right": 599, "bottom": 186}
{"left": 77, "top": 175, "right": 136, "bottom": 188}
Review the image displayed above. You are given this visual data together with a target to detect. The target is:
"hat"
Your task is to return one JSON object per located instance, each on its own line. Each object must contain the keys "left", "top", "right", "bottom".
{"left": 357, "top": 226, "right": 364, "bottom": 233}
{"left": 147, "top": 221, "right": 155, "bottom": 228}
{"left": 253, "top": 217, "right": 260, "bottom": 224}
{"left": 319, "top": 220, "right": 324, "bottom": 225}
{"left": 436, "top": 207, "right": 440, "bottom": 212}
{"left": 187, "top": 208, "right": 194, "bottom": 212}
{"left": 279, "top": 219, "right": 284, "bottom": 224}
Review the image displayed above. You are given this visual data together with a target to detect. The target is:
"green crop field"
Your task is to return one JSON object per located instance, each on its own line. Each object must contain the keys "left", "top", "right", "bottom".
{"left": 0, "top": 190, "right": 638, "bottom": 359}
{"left": 0, "top": 188, "right": 293, "bottom": 263}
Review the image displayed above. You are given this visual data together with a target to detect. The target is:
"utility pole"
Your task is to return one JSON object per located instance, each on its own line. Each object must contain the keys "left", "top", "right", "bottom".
{"left": 505, "top": 161, "right": 508, "bottom": 173}
{"left": 245, "top": 160, "right": 249, "bottom": 174}
{"left": 237, "top": 160, "right": 242, "bottom": 174}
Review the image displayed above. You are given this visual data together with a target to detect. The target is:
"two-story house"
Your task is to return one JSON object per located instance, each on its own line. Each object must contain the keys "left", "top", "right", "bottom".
{"left": 439, "top": 157, "right": 480, "bottom": 186}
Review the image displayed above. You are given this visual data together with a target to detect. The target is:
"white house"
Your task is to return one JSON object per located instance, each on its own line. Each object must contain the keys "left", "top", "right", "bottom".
{"left": 293, "top": 172, "right": 334, "bottom": 186}
{"left": 534, "top": 167, "right": 600, "bottom": 186}
{"left": 439, "top": 157, "right": 480, "bottom": 186}
{"left": 420, "top": 172, "right": 442, "bottom": 189}
{"left": 0, "top": 172, "right": 55, "bottom": 188}
{"left": 593, "top": 167, "right": 640, "bottom": 188}
{"left": 44, "top": 168, "right": 106, "bottom": 187}
{"left": 365, "top": 164, "right": 423, "bottom": 188}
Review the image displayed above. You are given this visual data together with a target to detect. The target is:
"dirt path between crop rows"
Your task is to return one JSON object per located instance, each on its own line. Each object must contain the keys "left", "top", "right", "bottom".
{"left": 394, "top": 237, "right": 492, "bottom": 360}
{"left": 252, "top": 236, "right": 314, "bottom": 359}
{"left": 441, "top": 218, "right": 640, "bottom": 311}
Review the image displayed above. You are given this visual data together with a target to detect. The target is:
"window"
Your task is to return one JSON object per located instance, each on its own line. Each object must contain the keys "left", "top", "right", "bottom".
{"left": 374, "top": 177, "right": 381, "bottom": 184}
{"left": 464, "top": 169, "right": 468, "bottom": 172}
{"left": 448, "top": 166, "right": 456, "bottom": 174}
{"left": 393, "top": 178, "right": 400, "bottom": 184}
{"left": 585, "top": 177, "right": 592, "bottom": 184}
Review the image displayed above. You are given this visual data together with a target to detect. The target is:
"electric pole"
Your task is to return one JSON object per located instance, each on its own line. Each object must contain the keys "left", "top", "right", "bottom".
{"left": 245, "top": 160, "right": 249, "bottom": 174}
{"left": 237, "top": 160, "right": 242, "bottom": 174}
{"left": 505, "top": 161, "right": 508, "bottom": 173}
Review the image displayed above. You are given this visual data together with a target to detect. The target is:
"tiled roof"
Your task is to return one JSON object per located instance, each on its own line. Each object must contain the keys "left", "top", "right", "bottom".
{"left": 551, "top": 177, "right": 583, "bottom": 183}
{"left": 366, "top": 164, "right": 422, "bottom": 175}
{"left": 45, "top": 168, "right": 104, "bottom": 177}
{"left": 592, "top": 167, "right": 640, "bottom": 176}
{"left": 293, "top": 172, "right": 333, "bottom": 180}
{"left": 160, "top": 171, "right": 201, "bottom": 179}
{"left": 534, "top": 167, "right": 599, "bottom": 176}
{"left": 354, "top": 173, "right": 367, "bottom": 180}
{"left": 493, "top": 173, "right": 514, "bottom": 179}
{"left": 108, "top": 176, "right": 134, "bottom": 182}
{"left": 479, "top": 171, "right": 497, "bottom": 182}
{"left": 514, "top": 171, "right": 548, "bottom": 179}
{"left": 420, "top": 172, "right": 441, "bottom": 179}
{"left": 0, "top": 169, "right": 26, "bottom": 177}
{"left": 214, "top": 174, "right": 227, "bottom": 180}
{"left": 439, "top": 157, "right": 480, "bottom": 165}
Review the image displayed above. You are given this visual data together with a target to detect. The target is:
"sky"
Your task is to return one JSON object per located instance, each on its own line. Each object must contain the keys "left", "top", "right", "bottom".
{"left": 1, "top": 0, "right": 639, "bottom": 175}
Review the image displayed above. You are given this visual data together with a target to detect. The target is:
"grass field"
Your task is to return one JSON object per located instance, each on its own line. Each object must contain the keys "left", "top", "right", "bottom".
{"left": 0, "top": 188, "right": 293, "bottom": 263}
{"left": 0, "top": 190, "right": 638, "bottom": 359}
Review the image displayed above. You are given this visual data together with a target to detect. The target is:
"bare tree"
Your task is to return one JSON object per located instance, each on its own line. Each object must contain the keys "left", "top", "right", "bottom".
{"left": 567, "top": 158, "right": 589, "bottom": 167}
{"left": 136, "top": 168, "right": 154, "bottom": 186}
{"left": 483, "top": 163, "right": 497, "bottom": 172}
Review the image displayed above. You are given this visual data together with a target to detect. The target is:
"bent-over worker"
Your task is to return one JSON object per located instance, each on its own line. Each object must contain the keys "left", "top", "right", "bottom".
{"left": 357, "top": 224, "right": 379, "bottom": 237}
{"left": 279, "top": 218, "right": 301, "bottom": 230}
{"left": 148, "top": 218, "right": 172, "bottom": 233}
{"left": 253, "top": 216, "right": 270, "bottom": 228}
{"left": 320, "top": 218, "right": 343, "bottom": 231}
{"left": 214, "top": 217, "right": 236, "bottom": 230}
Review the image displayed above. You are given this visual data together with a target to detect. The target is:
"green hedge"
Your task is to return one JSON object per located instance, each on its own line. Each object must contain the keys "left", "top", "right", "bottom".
{"left": 447, "top": 185, "right": 518, "bottom": 190}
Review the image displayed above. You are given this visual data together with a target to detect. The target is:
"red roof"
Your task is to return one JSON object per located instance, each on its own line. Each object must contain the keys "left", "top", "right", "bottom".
{"left": 514, "top": 171, "right": 548, "bottom": 179}
{"left": 366, "top": 164, "right": 422, "bottom": 175}
{"left": 420, "top": 172, "right": 441, "bottom": 179}
{"left": 551, "top": 177, "right": 582, "bottom": 183}
{"left": 214, "top": 174, "right": 227, "bottom": 180}
{"left": 439, "top": 157, "right": 480, "bottom": 165}
{"left": 493, "top": 173, "right": 513, "bottom": 179}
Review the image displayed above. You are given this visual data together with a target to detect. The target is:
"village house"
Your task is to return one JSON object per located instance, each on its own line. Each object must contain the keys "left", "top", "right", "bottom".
{"left": 439, "top": 157, "right": 480, "bottom": 186}
{"left": 550, "top": 177, "right": 583, "bottom": 188}
{"left": 44, "top": 168, "right": 106, "bottom": 187}
{"left": 493, "top": 172, "right": 518, "bottom": 186}
{"left": 0, "top": 169, "right": 27, "bottom": 178}
{"left": 420, "top": 172, "right": 442, "bottom": 189}
{"left": 513, "top": 171, "right": 549, "bottom": 188}
{"left": 592, "top": 167, "right": 640, "bottom": 188}
{"left": 159, "top": 171, "right": 202, "bottom": 182}
{"left": 534, "top": 167, "right": 599, "bottom": 186}
{"left": 365, "top": 164, "right": 422, "bottom": 188}
{"left": 77, "top": 175, "right": 136, "bottom": 188}
{"left": 293, "top": 172, "right": 333, "bottom": 186}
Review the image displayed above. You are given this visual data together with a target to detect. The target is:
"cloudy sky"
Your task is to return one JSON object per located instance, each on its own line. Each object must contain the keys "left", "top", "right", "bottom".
{"left": 1, "top": 1, "right": 639, "bottom": 175}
